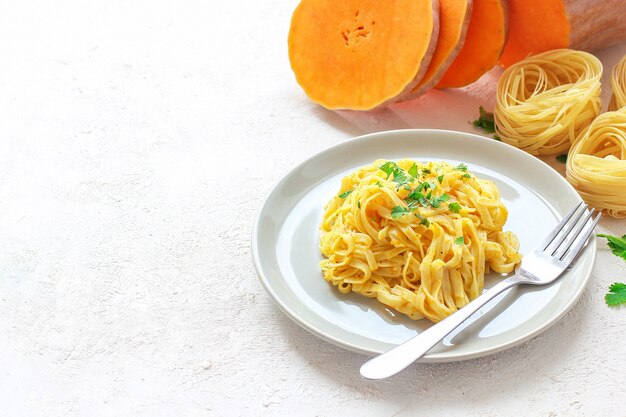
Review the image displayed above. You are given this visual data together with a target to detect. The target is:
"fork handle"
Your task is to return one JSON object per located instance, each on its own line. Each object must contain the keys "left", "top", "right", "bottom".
{"left": 360, "top": 275, "right": 522, "bottom": 380}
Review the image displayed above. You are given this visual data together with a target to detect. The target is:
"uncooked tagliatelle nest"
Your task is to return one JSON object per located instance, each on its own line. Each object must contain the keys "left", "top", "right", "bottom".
{"left": 609, "top": 55, "right": 626, "bottom": 111}
{"left": 566, "top": 108, "right": 626, "bottom": 218}
{"left": 495, "top": 49, "right": 602, "bottom": 156}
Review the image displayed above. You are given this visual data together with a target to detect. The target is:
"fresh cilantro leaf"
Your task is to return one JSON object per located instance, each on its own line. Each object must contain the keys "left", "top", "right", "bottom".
{"left": 556, "top": 154, "right": 568, "bottom": 163}
{"left": 605, "top": 282, "right": 626, "bottom": 306}
{"left": 454, "top": 163, "right": 468, "bottom": 172}
{"left": 597, "top": 234, "right": 626, "bottom": 260}
{"left": 379, "top": 161, "right": 410, "bottom": 186}
{"left": 471, "top": 106, "right": 496, "bottom": 134}
{"left": 449, "top": 202, "right": 461, "bottom": 213}
{"left": 338, "top": 189, "right": 353, "bottom": 198}
{"left": 391, "top": 206, "right": 410, "bottom": 219}
{"left": 430, "top": 193, "right": 450, "bottom": 208}
{"left": 357, "top": 201, "right": 361, "bottom": 209}
{"left": 407, "top": 190, "right": 428, "bottom": 208}
{"left": 392, "top": 169, "right": 408, "bottom": 185}
{"left": 408, "top": 163, "right": 418, "bottom": 178}
{"left": 437, "top": 175, "right": 444, "bottom": 184}
{"left": 455, "top": 236, "right": 465, "bottom": 245}
{"left": 403, "top": 184, "right": 413, "bottom": 191}
{"left": 375, "top": 181, "right": 383, "bottom": 188}
{"left": 462, "top": 173, "right": 471, "bottom": 179}
{"left": 422, "top": 168, "right": 431, "bottom": 175}
{"left": 415, "top": 213, "right": 430, "bottom": 227}
{"left": 379, "top": 162, "right": 396, "bottom": 178}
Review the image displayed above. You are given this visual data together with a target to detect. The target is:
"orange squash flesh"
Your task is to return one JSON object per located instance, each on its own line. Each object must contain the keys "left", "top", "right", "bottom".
{"left": 407, "top": 0, "right": 473, "bottom": 98}
{"left": 288, "top": 0, "right": 439, "bottom": 110}
{"left": 500, "top": 0, "right": 626, "bottom": 68}
{"left": 499, "top": 0, "right": 568, "bottom": 68}
{"left": 435, "top": 0, "right": 507, "bottom": 89}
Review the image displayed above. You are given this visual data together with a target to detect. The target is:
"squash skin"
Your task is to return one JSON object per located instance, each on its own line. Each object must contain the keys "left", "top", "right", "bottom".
{"left": 288, "top": 0, "right": 440, "bottom": 110}
{"left": 404, "top": 0, "right": 473, "bottom": 99}
{"left": 435, "top": 0, "right": 508, "bottom": 88}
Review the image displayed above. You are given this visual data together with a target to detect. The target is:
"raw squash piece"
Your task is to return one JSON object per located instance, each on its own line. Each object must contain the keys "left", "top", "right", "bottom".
{"left": 288, "top": 0, "right": 439, "bottom": 110}
{"left": 407, "top": 0, "right": 473, "bottom": 98}
{"left": 435, "top": 0, "right": 507, "bottom": 89}
{"left": 500, "top": 0, "right": 626, "bottom": 68}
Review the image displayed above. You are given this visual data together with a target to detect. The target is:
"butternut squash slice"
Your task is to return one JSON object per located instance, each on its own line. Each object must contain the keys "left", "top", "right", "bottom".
{"left": 288, "top": 0, "right": 439, "bottom": 110}
{"left": 407, "top": 0, "right": 473, "bottom": 98}
{"left": 435, "top": 0, "right": 507, "bottom": 89}
{"left": 500, "top": 0, "right": 626, "bottom": 68}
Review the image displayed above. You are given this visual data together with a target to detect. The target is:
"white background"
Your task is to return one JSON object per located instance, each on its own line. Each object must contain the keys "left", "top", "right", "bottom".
{"left": 1, "top": 1, "right": 625, "bottom": 416}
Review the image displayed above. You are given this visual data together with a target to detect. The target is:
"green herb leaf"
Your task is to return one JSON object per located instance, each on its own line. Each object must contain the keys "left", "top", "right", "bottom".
{"left": 391, "top": 206, "right": 410, "bottom": 219}
{"left": 408, "top": 163, "right": 418, "bottom": 178}
{"left": 471, "top": 106, "right": 496, "bottom": 134}
{"left": 606, "top": 282, "right": 626, "bottom": 306}
{"left": 493, "top": 134, "right": 502, "bottom": 141}
{"left": 430, "top": 193, "right": 450, "bottom": 208}
{"left": 357, "top": 201, "right": 361, "bottom": 209}
{"left": 449, "top": 202, "right": 461, "bottom": 213}
{"left": 437, "top": 175, "right": 444, "bottom": 184}
{"left": 454, "top": 163, "right": 468, "bottom": 172}
{"left": 379, "top": 161, "right": 410, "bottom": 186}
{"left": 375, "top": 181, "right": 383, "bottom": 188}
{"left": 597, "top": 234, "right": 626, "bottom": 261}
{"left": 455, "top": 236, "right": 465, "bottom": 245}
{"left": 338, "top": 189, "right": 353, "bottom": 198}
{"left": 379, "top": 162, "right": 396, "bottom": 179}
{"left": 556, "top": 154, "right": 568, "bottom": 164}
{"left": 415, "top": 213, "right": 430, "bottom": 227}
{"left": 406, "top": 190, "right": 428, "bottom": 208}
{"left": 462, "top": 173, "right": 471, "bottom": 179}
{"left": 421, "top": 168, "right": 431, "bottom": 175}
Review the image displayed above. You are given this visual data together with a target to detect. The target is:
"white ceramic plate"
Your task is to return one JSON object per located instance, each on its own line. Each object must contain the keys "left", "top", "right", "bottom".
{"left": 252, "top": 129, "right": 596, "bottom": 362}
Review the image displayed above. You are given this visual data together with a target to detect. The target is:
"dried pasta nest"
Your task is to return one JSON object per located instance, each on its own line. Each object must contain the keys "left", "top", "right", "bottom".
{"left": 566, "top": 108, "right": 626, "bottom": 218}
{"left": 609, "top": 55, "right": 626, "bottom": 111}
{"left": 495, "top": 49, "right": 602, "bottom": 156}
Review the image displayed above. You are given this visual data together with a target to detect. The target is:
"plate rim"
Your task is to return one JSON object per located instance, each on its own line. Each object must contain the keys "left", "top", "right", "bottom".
{"left": 251, "top": 128, "right": 597, "bottom": 362}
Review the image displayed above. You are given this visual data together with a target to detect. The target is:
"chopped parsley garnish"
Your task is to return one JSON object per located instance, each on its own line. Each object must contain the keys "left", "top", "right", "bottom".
{"left": 449, "top": 202, "right": 461, "bottom": 213}
{"left": 597, "top": 234, "right": 626, "bottom": 261}
{"left": 430, "top": 193, "right": 450, "bottom": 208}
{"left": 357, "top": 201, "right": 361, "bottom": 209}
{"left": 493, "top": 134, "right": 502, "bottom": 141}
{"left": 391, "top": 206, "right": 410, "bottom": 219}
{"left": 556, "top": 154, "right": 568, "bottom": 164}
{"left": 455, "top": 236, "right": 465, "bottom": 245}
{"left": 408, "top": 163, "right": 418, "bottom": 178}
{"left": 471, "top": 106, "right": 496, "bottom": 134}
{"left": 422, "top": 168, "right": 431, "bottom": 175}
{"left": 338, "top": 189, "right": 353, "bottom": 198}
{"left": 406, "top": 190, "right": 428, "bottom": 208}
{"left": 437, "top": 175, "right": 444, "bottom": 184}
{"left": 606, "top": 282, "right": 626, "bottom": 306}
{"left": 375, "top": 181, "right": 383, "bottom": 188}
{"left": 379, "top": 161, "right": 413, "bottom": 186}
{"left": 462, "top": 173, "right": 471, "bottom": 179}
{"left": 415, "top": 213, "right": 430, "bottom": 227}
{"left": 454, "top": 163, "right": 468, "bottom": 172}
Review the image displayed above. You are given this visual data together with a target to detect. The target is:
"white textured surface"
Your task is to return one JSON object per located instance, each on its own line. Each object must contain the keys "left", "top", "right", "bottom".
{"left": 0, "top": 1, "right": 625, "bottom": 416}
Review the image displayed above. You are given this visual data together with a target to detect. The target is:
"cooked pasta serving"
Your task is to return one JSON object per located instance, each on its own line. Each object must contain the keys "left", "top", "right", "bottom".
{"left": 320, "top": 160, "right": 521, "bottom": 323}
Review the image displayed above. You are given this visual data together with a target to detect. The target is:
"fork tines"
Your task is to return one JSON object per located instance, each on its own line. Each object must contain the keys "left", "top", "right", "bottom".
{"left": 541, "top": 202, "right": 602, "bottom": 264}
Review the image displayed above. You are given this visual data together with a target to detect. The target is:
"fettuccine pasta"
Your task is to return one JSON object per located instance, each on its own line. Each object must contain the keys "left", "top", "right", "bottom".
{"left": 609, "top": 55, "right": 626, "bottom": 112}
{"left": 566, "top": 108, "right": 626, "bottom": 218}
{"left": 320, "top": 160, "right": 521, "bottom": 323}
{"left": 495, "top": 49, "right": 602, "bottom": 156}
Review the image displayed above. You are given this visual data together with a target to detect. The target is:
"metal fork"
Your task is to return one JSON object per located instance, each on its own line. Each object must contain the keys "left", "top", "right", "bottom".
{"left": 360, "top": 202, "right": 601, "bottom": 380}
